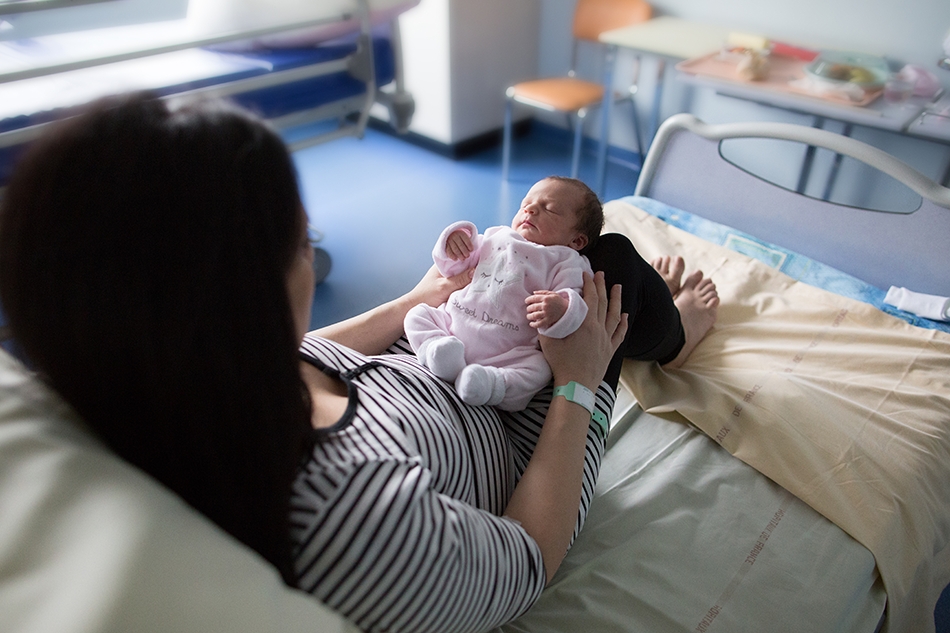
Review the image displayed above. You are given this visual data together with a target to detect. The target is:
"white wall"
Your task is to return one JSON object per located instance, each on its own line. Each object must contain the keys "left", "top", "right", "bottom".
{"left": 449, "top": 0, "right": 540, "bottom": 141}
{"left": 398, "top": 0, "right": 540, "bottom": 145}
{"left": 399, "top": 0, "right": 453, "bottom": 143}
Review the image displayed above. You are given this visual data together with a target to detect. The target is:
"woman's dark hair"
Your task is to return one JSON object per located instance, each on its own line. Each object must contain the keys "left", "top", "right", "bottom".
{"left": 0, "top": 93, "right": 312, "bottom": 584}
{"left": 546, "top": 175, "right": 603, "bottom": 253}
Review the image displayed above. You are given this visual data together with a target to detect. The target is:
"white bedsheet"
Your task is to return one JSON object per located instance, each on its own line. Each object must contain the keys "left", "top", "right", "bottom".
{"left": 607, "top": 200, "right": 950, "bottom": 633}
{"left": 496, "top": 392, "right": 886, "bottom": 633}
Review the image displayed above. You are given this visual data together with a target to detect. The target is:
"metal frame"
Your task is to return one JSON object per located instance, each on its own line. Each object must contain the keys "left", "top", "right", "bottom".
{"left": 0, "top": 0, "right": 412, "bottom": 154}
{"left": 634, "top": 113, "right": 950, "bottom": 295}
{"left": 637, "top": 114, "right": 950, "bottom": 207}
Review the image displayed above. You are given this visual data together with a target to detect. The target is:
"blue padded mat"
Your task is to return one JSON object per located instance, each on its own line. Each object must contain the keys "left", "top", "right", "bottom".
{"left": 226, "top": 38, "right": 394, "bottom": 119}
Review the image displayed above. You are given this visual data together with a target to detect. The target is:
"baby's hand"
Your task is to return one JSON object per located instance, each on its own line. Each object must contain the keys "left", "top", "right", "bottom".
{"left": 526, "top": 291, "right": 568, "bottom": 329}
{"left": 445, "top": 230, "right": 474, "bottom": 261}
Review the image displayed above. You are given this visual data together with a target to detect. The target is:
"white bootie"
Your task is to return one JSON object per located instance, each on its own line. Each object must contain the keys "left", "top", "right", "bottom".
{"left": 419, "top": 336, "right": 466, "bottom": 382}
{"left": 456, "top": 364, "right": 506, "bottom": 407}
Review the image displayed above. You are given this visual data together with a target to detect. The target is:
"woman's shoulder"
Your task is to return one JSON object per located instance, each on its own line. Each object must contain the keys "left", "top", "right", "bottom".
{"left": 297, "top": 336, "right": 436, "bottom": 460}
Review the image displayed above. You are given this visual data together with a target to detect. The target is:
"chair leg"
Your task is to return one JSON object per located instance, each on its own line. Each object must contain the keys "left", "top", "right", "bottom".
{"left": 629, "top": 55, "right": 644, "bottom": 161}
{"left": 502, "top": 97, "right": 514, "bottom": 181}
{"left": 629, "top": 98, "right": 643, "bottom": 163}
{"left": 571, "top": 111, "right": 585, "bottom": 179}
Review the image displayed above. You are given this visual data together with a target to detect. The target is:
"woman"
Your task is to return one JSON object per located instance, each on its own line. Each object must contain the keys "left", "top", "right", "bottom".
{"left": 0, "top": 93, "right": 629, "bottom": 631}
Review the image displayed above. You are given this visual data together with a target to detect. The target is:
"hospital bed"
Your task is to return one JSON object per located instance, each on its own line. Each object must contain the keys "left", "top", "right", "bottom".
{"left": 0, "top": 0, "right": 419, "bottom": 184}
{"left": 1, "top": 98, "right": 948, "bottom": 633}
{"left": 497, "top": 114, "right": 950, "bottom": 633}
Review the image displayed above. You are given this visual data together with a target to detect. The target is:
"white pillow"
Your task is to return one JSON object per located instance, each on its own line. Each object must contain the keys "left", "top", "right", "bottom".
{"left": 0, "top": 350, "right": 357, "bottom": 633}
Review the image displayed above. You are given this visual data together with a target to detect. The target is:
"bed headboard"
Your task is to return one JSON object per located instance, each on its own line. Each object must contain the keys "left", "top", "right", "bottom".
{"left": 634, "top": 114, "right": 950, "bottom": 296}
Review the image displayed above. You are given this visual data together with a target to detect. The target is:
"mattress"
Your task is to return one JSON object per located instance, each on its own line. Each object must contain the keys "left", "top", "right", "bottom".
{"left": 497, "top": 195, "right": 950, "bottom": 633}
{"left": 497, "top": 394, "right": 886, "bottom": 633}
{"left": 626, "top": 196, "right": 950, "bottom": 333}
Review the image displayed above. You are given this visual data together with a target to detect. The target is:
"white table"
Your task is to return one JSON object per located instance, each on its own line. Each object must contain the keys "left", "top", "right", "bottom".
{"left": 905, "top": 97, "right": 950, "bottom": 185}
{"left": 595, "top": 16, "right": 950, "bottom": 191}
{"left": 675, "top": 71, "right": 950, "bottom": 187}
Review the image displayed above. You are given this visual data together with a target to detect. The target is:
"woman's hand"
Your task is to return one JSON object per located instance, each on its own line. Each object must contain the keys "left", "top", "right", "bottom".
{"left": 539, "top": 272, "right": 628, "bottom": 390}
{"left": 313, "top": 265, "right": 472, "bottom": 355}
{"left": 403, "top": 264, "right": 474, "bottom": 309}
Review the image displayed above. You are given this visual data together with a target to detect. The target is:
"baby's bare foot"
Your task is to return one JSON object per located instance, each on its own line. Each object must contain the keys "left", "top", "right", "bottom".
{"left": 663, "top": 270, "right": 719, "bottom": 369}
{"left": 651, "top": 255, "right": 686, "bottom": 297}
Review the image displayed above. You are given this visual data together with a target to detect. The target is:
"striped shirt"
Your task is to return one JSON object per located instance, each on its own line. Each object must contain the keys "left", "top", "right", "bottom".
{"left": 291, "top": 335, "right": 613, "bottom": 633}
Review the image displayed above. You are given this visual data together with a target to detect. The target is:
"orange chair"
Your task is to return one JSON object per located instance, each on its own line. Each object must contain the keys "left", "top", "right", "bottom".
{"left": 501, "top": 0, "right": 652, "bottom": 182}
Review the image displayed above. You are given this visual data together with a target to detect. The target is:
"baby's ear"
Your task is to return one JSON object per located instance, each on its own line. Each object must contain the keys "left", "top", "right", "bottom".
{"left": 570, "top": 233, "right": 589, "bottom": 252}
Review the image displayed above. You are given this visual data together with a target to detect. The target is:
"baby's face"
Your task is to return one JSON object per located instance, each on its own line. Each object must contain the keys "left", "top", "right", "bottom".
{"left": 511, "top": 179, "right": 588, "bottom": 251}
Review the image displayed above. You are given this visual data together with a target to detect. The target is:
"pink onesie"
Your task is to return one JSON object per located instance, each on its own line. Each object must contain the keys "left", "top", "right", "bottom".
{"left": 405, "top": 221, "right": 592, "bottom": 410}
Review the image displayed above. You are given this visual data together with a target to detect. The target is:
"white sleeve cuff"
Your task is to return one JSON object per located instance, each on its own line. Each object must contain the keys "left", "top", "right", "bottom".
{"left": 884, "top": 286, "right": 950, "bottom": 322}
{"left": 538, "top": 290, "right": 588, "bottom": 338}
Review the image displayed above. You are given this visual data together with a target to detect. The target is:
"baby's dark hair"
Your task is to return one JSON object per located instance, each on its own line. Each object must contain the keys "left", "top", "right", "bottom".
{"left": 546, "top": 175, "right": 603, "bottom": 253}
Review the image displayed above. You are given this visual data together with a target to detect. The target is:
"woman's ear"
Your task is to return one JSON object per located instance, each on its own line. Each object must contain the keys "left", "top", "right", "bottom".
{"left": 570, "top": 233, "right": 589, "bottom": 252}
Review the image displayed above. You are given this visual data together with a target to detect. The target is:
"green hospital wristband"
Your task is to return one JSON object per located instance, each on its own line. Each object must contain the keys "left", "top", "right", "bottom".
{"left": 553, "top": 381, "right": 609, "bottom": 435}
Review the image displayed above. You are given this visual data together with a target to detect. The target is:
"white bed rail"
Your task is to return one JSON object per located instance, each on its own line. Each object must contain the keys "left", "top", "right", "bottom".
{"left": 632, "top": 114, "right": 950, "bottom": 296}
{"left": 636, "top": 114, "right": 950, "bottom": 209}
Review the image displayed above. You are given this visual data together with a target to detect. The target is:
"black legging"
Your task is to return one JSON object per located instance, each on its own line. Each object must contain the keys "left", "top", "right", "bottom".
{"left": 585, "top": 233, "right": 685, "bottom": 391}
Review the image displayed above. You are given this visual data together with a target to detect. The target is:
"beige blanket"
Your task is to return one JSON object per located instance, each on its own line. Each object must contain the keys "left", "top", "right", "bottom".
{"left": 606, "top": 200, "right": 950, "bottom": 633}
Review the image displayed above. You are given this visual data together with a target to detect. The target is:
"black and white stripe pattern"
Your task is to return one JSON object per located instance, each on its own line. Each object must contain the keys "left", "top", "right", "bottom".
{"left": 291, "top": 335, "right": 614, "bottom": 633}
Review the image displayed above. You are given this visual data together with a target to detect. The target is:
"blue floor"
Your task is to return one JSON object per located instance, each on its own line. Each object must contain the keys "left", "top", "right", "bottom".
{"left": 287, "top": 119, "right": 950, "bottom": 632}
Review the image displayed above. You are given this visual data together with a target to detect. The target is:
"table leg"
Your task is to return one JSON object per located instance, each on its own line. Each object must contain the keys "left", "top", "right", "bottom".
{"left": 822, "top": 123, "right": 853, "bottom": 200}
{"left": 629, "top": 54, "right": 644, "bottom": 160}
{"left": 649, "top": 58, "right": 666, "bottom": 149}
{"left": 797, "top": 115, "right": 825, "bottom": 194}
